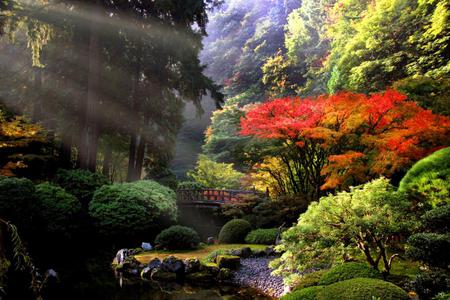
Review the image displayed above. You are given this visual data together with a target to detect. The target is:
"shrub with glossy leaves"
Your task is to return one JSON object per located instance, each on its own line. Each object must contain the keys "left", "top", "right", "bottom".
{"left": 218, "top": 219, "right": 252, "bottom": 244}
{"left": 317, "top": 278, "right": 409, "bottom": 300}
{"left": 35, "top": 183, "right": 81, "bottom": 237}
{"left": 0, "top": 177, "right": 35, "bottom": 230}
{"left": 55, "top": 169, "right": 109, "bottom": 207}
{"left": 155, "top": 225, "right": 200, "bottom": 250}
{"left": 281, "top": 286, "right": 324, "bottom": 300}
{"left": 399, "top": 147, "right": 450, "bottom": 207}
{"left": 318, "top": 262, "right": 382, "bottom": 286}
{"left": 89, "top": 180, "right": 177, "bottom": 236}
{"left": 421, "top": 204, "right": 450, "bottom": 234}
{"left": 245, "top": 228, "right": 278, "bottom": 245}
{"left": 410, "top": 270, "right": 450, "bottom": 300}
{"left": 177, "top": 181, "right": 205, "bottom": 190}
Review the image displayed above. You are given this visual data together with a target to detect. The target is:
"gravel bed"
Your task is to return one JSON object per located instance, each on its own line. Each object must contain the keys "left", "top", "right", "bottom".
{"left": 232, "top": 256, "right": 286, "bottom": 298}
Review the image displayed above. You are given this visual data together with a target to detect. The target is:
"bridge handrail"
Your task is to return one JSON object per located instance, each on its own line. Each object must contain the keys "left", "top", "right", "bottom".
{"left": 176, "top": 188, "right": 266, "bottom": 204}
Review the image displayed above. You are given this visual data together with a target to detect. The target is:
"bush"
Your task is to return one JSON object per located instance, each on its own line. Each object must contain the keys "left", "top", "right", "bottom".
{"left": 399, "top": 147, "right": 450, "bottom": 207}
{"left": 55, "top": 169, "right": 109, "bottom": 207}
{"left": 317, "top": 278, "right": 409, "bottom": 300}
{"left": 406, "top": 233, "right": 450, "bottom": 268}
{"left": 411, "top": 269, "right": 450, "bottom": 300}
{"left": 35, "top": 183, "right": 81, "bottom": 237}
{"left": 318, "top": 262, "right": 382, "bottom": 286}
{"left": 422, "top": 204, "right": 450, "bottom": 233}
{"left": 0, "top": 177, "right": 35, "bottom": 230}
{"left": 293, "top": 270, "right": 328, "bottom": 291}
{"left": 89, "top": 180, "right": 177, "bottom": 236}
{"left": 177, "top": 181, "right": 205, "bottom": 190}
{"left": 218, "top": 219, "right": 252, "bottom": 244}
{"left": 155, "top": 226, "right": 200, "bottom": 250}
{"left": 281, "top": 286, "right": 324, "bottom": 300}
{"left": 245, "top": 228, "right": 278, "bottom": 245}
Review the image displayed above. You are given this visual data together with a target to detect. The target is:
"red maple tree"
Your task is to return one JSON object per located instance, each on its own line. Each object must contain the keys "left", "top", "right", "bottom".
{"left": 240, "top": 90, "right": 450, "bottom": 192}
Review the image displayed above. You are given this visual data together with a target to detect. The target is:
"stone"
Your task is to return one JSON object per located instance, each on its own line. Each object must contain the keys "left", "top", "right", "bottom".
{"left": 184, "top": 258, "right": 201, "bottom": 274}
{"left": 141, "top": 242, "right": 152, "bottom": 251}
{"left": 161, "top": 256, "right": 185, "bottom": 274}
{"left": 216, "top": 255, "right": 240, "bottom": 270}
{"left": 200, "top": 262, "right": 220, "bottom": 275}
{"left": 252, "top": 250, "right": 266, "bottom": 257}
{"left": 230, "top": 247, "right": 252, "bottom": 258}
{"left": 115, "top": 249, "right": 129, "bottom": 265}
{"left": 206, "top": 237, "right": 215, "bottom": 245}
{"left": 218, "top": 267, "right": 233, "bottom": 281}
{"left": 148, "top": 258, "right": 162, "bottom": 270}
{"left": 140, "top": 267, "right": 152, "bottom": 279}
{"left": 265, "top": 246, "right": 276, "bottom": 256}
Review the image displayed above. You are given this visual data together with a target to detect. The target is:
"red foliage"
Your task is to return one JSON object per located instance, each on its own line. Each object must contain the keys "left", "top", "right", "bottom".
{"left": 240, "top": 90, "right": 450, "bottom": 190}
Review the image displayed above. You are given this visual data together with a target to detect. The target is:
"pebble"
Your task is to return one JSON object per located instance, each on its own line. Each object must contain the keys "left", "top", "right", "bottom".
{"left": 232, "top": 256, "right": 285, "bottom": 298}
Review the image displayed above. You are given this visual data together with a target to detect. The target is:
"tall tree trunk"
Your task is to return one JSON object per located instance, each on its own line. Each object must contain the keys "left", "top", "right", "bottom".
{"left": 127, "top": 130, "right": 137, "bottom": 182}
{"left": 59, "top": 133, "right": 72, "bottom": 169}
{"left": 84, "top": 2, "right": 101, "bottom": 172}
{"left": 31, "top": 67, "right": 42, "bottom": 123}
{"left": 133, "top": 131, "right": 146, "bottom": 181}
{"left": 102, "top": 144, "right": 112, "bottom": 179}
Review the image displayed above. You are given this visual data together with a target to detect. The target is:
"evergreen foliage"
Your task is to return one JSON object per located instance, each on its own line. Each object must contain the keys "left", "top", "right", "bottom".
{"left": 155, "top": 226, "right": 200, "bottom": 250}
{"left": 218, "top": 219, "right": 252, "bottom": 244}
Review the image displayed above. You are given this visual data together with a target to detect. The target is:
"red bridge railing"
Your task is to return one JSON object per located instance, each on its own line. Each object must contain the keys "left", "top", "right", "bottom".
{"left": 177, "top": 189, "right": 267, "bottom": 206}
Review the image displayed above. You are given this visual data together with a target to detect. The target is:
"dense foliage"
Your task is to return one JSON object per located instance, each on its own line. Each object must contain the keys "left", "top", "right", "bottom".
{"left": 245, "top": 228, "right": 278, "bottom": 245}
{"left": 281, "top": 286, "right": 324, "bottom": 300}
{"left": 34, "top": 183, "right": 81, "bottom": 237}
{"left": 241, "top": 90, "right": 450, "bottom": 195}
{"left": 155, "top": 225, "right": 200, "bottom": 250}
{"left": 317, "top": 278, "right": 409, "bottom": 300}
{"left": 89, "top": 180, "right": 177, "bottom": 237}
{"left": 177, "top": 181, "right": 206, "bottom": 190}
{"left": 318, "top": 263, "right": 382, "bottom": 286}
{"left": 218, "top": 219, "right": 252, "bottom": 244}
{"left": 55, "top": 169, "right": 110, "bottom": 208}
{"left": 271, "top": 178, "right": 415, "bottom": 283}
{"left": 399, "top": 147, "right": 450, "bottom": 207}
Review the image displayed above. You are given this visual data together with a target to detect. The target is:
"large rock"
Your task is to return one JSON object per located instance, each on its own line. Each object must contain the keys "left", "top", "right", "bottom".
{"left": 218, "top": 267, "right": 233, "bottom": 281}
{"left": 206, "top": 237, "right": 215, "bottom": 245}
{"left": 265, "top": 246, "right": 276, "bottom": 256}
{"left": 148, "top": 258, "right": 162, "bottom": 270}
{"left": 230, "top": 247, "right": 252, "bottom": 258}
{"left": 184, "top": 258, "right": 201, "bottom": 274}
{"left": 216, "top": 255, "right": 240, "bottom": 270}
{"left": 200, "top": 262, "right": 220, "bottom": 276}
{"left": 161, "top": 256, "right": 185, "bottom": 274}
{"left": 141, "top": 242, "right": 152, "bottom": 251}
{"left": 152, "top": 269, "right": 177, "bottom": 281}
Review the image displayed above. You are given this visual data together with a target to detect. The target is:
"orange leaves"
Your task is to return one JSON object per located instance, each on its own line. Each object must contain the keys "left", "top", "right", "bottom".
{"left": 240, "top": 90, "right": 450, "bottom": 190}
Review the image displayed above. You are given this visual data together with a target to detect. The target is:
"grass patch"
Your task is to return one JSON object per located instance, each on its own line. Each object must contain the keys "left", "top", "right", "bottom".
{"left": 134, "top": 244, "right": 266, "bottom": 264}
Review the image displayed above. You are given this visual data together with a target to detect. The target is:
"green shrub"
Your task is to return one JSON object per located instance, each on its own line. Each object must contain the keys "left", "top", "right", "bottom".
{"left": 245, "top": 228, "right": 278, "bottom": 245}
{"left": 55, "top": 169, "right": 109, "bottom": 207}
{"left": 399, "top": 147, "right": 450, "bottom": 207}
{"left": 155, "top": 225, "right": 200, "bottom": 250}
{"left": 89, "top": 180, "right": 177, "bottom": 236}
{"left": 35, "top": 183, "right": 81, "bottom": 237}
{"left": 433, "top": 292, "right": 450, "bottom": 300}
{"left": 218, "top": 219, "right": 252, "bottom": 244}
{"left": 177, "top": 181, "right": 205, "bottom": 190}
{"left": 293, "top": 270, "right": 328, "bottom": 291}
{"left": 0, "top": 177, "right": 35, "bottom": 230}
{"left": 317, "top": 278, "right": 409, "bottom": 300}
{"left": 411, "top": 269, "right": 450, "bottom": 300}
{"left": 281, "top": 286, "right": 324, "bottom": 300}
{"left": 318, "top": 262, "right": 382, "bottom": 286}
{"left": 406, "top": 233, "right": 450, "bottom": 268}
{"left": 422, "top": 204, "right": 450, "bottom": 233}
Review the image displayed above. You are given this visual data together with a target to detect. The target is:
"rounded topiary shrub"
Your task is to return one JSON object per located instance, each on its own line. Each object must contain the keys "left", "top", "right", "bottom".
{"left": 89, "top": 180, "right": 177, "bottom": 236}
{"left": 245, "top": 228, "right": 278, "bottom": 245}
{"left": 406, "top": 233, "right": 450, "bottom": 268}
{"left": 281, "top": 286, "right": 324, "bottom": 300}
{"left": 318, "top": 262, "right": 382, "bottom": 286}
{"left": 293, "top": 270, "right": 328, "bottom": 291}
{"left": 0, "top": 177, "right": 35, "bottom": 230}
{"left": 399, "top": 147, "right": 450, "bottom": 207}
{"left": 35, "top": 183, "right": 82, "bottom": 237}
{"left": 155, "top": 225, "right": 200, "bottom": 250}
{"left": 317, "top": 278, "right": 409, "bottom": 300}
{"left": 218, "top": 219, "right": 252, "bottom": 244}
{"left": 55, "top": 169, "right": 109, "bottom": 207}
{"left": 177, "top": 181, "right": 205, "bottom": 190}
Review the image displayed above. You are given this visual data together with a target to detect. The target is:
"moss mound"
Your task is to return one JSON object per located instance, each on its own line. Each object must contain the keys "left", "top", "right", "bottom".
{"left": 155, "top": 225, "right": 200, "bottom": 250}
{"left": 317, "top": 278, "right": 409, "bottom": 300}
{"left": 245, "top": 228, "right": 278, "bottom": 245}
{"left": 318, "top": 262, "right": 382, "bottom": 286}
{"left": 281, "top": 286, "right": 324, "bottom": 300}
{"left": 218, "top": 219, "right": 252, "bottom": 244}
{"left": 294, "top": 270, "right": 328, "bottom": 291}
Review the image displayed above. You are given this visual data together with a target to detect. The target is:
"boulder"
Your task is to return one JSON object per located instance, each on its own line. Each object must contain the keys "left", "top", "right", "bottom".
{"left": 216, "top": 255, "right": 240, "bottom": 270}
{"left": 265, "top": 246, "right": 276, "bottom": 256}
{"left": 161, "top": 256, "right": 185, "bottom": 274}
{"left": 184, "top": 258, "right": 201, "bottom": 274}
{"left": 230, "top": 247, "right": 252, "bottom": 258}
{"left": 141, "top": 242, "right": 152, "bottom": 251}
{"left": 115, "top": 249, "right": 129, "bottom": 265}
{"left": 148, "top": 258, "right": 162, "bottom": 270}
{"left": 206, "top": 237, "right": 215, "bottom": 245}
{"left": 200, "top": 262, "right": 220, "bottom": 276}
{"left": 151, "top": 269, "right": 177, "bottom": 281}
{"left": 252, "top": 250, "right": 266, "bottom": 257}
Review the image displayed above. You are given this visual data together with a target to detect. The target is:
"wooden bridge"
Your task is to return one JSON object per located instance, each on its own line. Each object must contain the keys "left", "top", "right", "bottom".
{"left": 177, "top": 188, "right": 267, "bottom": 207}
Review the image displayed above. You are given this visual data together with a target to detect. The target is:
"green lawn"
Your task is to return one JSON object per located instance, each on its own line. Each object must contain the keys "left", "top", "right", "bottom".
{"left": 134, "top": 244, "right": 267, "bottom": 263}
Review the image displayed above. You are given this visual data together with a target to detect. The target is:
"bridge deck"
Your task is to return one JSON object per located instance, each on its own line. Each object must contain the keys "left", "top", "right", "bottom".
{"left": 177, "top": 189, "right": 265, "bottom": 207}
